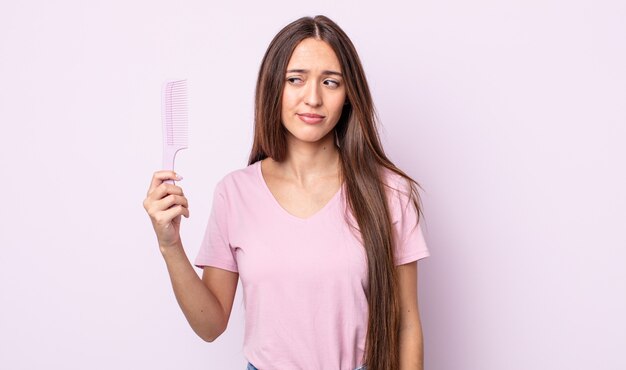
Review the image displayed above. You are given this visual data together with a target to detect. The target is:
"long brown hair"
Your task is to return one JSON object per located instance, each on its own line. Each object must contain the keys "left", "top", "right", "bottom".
{"left": 247, "top": 15, "right": 424, "bottom": 370}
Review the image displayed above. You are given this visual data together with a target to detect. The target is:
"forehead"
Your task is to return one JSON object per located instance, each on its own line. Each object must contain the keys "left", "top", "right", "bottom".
{"left": 286, "top": 38, "right": 341, "bottom": 71}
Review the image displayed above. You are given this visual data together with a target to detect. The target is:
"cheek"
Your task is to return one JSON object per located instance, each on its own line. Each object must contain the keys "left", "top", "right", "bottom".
{"left": 281, "top": 88, "right": 298, "bottom": 107}
{"left": 280, "top": 94, "right": 292, "bottom": 119}
{"left": 329, "top": 95, "right": 346, "bottom": 115}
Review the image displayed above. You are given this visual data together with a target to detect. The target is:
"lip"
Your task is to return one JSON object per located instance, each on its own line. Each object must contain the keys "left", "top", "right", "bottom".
{"left": 297, "top": 113, "right": 325, "bottom": 124}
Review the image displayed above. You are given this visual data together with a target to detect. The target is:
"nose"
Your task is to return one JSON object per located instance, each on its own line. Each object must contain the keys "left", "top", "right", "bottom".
{"left": 303, "top": 80, "right": 322, "bottom": 107}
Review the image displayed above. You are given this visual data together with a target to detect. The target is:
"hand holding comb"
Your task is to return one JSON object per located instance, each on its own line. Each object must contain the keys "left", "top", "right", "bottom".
{"left": 162, "top": 79, "right": 188, "bottom": 184}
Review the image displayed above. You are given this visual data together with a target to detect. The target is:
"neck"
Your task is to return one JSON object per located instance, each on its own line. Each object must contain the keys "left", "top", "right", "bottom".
{"left": 275, "top": 130, "right": 341, "bottom": 185}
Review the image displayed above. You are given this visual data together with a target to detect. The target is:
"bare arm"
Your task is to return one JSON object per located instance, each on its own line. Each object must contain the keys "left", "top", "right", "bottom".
{"left": 144, "top": 170, "right": 239, "bottom": 342}
{"left": 398, "top": 261, "right": 425, "bottom": 370}
{"left": 161, "top": 241, "right": 239, "bottom": 342}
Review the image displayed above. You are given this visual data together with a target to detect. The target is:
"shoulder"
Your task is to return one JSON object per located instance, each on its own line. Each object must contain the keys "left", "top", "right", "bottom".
{"left": 379, "top": 166, "right": 416, "bottom": 220}
{"left": 380, "top": 166, "right": 411, "bottom": 198}
{"left": 214, "top": 161, "right": 261, "bottom": 195}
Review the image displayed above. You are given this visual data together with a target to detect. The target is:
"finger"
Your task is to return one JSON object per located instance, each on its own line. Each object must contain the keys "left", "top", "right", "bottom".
{"left": 154, "top": 204, "right": 188, "bottom": 226}
{"left": 148, "top": 182, "right": 185, "bottom": 203}
{"left": 144, "top": 185, "right": 184, "bottom": 212}
{"left": 154, "top": 194, "right": 189, "bottom": 212}
{"left": 147, "top": 170, "right": 182, "bottom": 196}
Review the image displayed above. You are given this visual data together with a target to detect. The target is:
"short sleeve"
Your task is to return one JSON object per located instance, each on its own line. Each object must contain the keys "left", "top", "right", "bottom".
{"left": 193, "top": 180, "right": 239, "bottom": 272}
{"left": 390, "top": 176, "right": 430, "bottom": 266}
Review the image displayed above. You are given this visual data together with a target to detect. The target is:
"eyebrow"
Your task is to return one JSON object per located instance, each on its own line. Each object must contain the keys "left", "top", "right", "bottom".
{"left": 286, "top": 69, "right": 343, "bottom": 77}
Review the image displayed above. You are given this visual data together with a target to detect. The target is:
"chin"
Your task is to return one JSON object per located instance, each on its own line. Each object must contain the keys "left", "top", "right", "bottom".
{"left": 287, "top": 129, "right": 330, "bottom": 143}
{"left": 283, "top": 118, "right": 337, "bottom": 142}
{"left": 293, "top": 134, "right": 326, "bottom": 143}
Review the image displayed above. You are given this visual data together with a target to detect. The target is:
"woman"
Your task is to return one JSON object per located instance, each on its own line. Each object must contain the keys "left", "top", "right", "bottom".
{"left": 143, "top": 15, "right": 430, "bottom": 370}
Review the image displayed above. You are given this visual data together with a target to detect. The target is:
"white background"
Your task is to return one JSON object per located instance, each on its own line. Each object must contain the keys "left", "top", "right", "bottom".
{"left": 1, "top": 0, "right": 624, "bottom": 369}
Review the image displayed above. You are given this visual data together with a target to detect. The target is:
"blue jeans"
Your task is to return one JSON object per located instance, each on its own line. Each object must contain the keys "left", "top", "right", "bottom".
{"left": 247, "top": 362, "right": 366, "bottom": 370}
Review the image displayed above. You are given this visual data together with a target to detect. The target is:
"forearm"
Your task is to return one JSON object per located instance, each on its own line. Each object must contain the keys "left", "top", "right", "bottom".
{"left": 399, "top": 325, "right": 424, "bottom": 370}
{"left": 160, "top": 241, "right": 225, "bottom": 342}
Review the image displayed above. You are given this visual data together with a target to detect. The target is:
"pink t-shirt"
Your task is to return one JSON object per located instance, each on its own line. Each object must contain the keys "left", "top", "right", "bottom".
{"left": 193, "top": 160, "right": 430, "bottom": 370}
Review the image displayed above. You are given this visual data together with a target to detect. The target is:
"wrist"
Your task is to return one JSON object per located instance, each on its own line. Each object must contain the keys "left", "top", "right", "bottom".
{"left": 159, "top": 240, "right": 183, "bottom": 257}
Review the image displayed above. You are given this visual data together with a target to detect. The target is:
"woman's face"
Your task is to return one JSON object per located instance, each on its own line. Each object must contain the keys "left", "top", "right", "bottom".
{"left": 281, "top": 37, "right": 347, "bottom": 146}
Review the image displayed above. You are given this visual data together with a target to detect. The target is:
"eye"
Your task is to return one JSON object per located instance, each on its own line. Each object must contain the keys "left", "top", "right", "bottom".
{"left": 286, "top": 76, "right": 303, "bottom": 84}
{"left": 324, "top": 79, "right": 340, "bottom": 88}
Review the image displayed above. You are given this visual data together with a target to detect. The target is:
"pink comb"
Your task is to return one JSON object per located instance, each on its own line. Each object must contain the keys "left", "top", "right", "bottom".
{"left": 161, "top": 79, "right": 188, "bottom": 185}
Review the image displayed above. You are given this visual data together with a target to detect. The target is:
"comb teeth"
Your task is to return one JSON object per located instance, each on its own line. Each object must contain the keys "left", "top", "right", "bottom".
{"left": 163, "top": 79, "right": 188, "bottom": 148}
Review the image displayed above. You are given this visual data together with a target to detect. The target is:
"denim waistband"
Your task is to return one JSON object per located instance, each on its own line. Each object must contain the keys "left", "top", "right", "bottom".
{"left": 247, "top": 362, "right": 366, "bottom": 370}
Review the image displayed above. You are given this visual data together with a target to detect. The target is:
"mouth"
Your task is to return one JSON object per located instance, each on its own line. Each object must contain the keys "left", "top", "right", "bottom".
{"left": 297, "top": 113, "right": 325, "bottom": 118}
{"left": 297, "top": 113, "right": 325, "bottom": 124}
